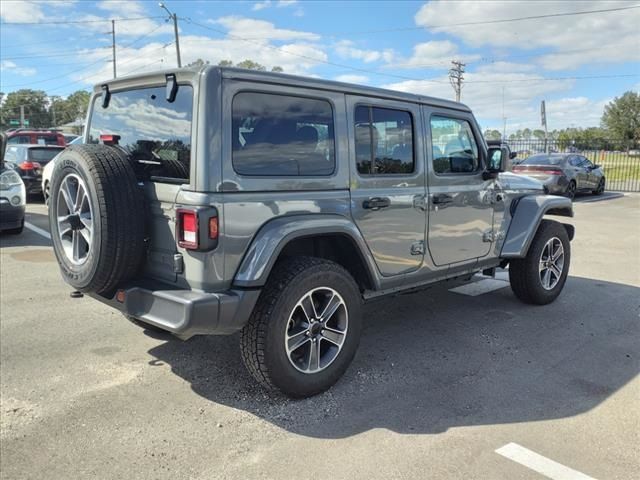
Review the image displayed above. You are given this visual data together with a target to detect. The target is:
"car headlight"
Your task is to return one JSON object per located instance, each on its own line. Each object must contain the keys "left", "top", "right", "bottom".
{"left": 0, "top": 169, "right": 23, "bottom": 190}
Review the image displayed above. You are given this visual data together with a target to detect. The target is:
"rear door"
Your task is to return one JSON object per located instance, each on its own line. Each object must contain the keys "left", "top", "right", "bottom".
{"left": 86, "top": 83, "right": 195, "bottom": 283}
{"left": 347, "top": 96, "right": 426, "bottom": 276}
{"left": 424, "top": 109, "right": 497, "bottom": 266}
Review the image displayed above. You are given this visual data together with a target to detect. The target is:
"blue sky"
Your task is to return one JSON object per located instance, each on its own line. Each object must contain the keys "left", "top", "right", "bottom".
{"left": 1, "top": 0, "right": 638, "bottom": 133}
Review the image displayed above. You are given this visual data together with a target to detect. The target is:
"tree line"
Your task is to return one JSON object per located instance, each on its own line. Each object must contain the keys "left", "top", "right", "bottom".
{"left": 488, "top": 91, "right": 639, "bottom": 150}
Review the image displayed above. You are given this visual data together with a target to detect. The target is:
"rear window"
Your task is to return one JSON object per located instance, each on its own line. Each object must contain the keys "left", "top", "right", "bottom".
{"left": 522, "top": 155, "right": 564, "bottom": 165}
{"left": 232, "top": 92, "right": 335, "bottom": 176}
{"left": 36, "top": 135, "right": 60, "bottom": 145}
{"left": 88, "top": 85, "right": 193, "bottom": 183}
{"left": 28, "top": 148, "right": 62, "bottom": 164}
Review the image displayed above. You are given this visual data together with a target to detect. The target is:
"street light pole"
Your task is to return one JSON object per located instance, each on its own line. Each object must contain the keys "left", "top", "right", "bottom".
{"left": 159, "top": 2, "right": 181, "bottom": 68}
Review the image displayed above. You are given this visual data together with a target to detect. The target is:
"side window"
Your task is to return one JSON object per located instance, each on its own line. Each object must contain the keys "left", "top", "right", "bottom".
{"left": 4, "top": 147, "right": 19, "bottom": 162}
{"left": 355, "top": 106, "right": 414, "bottom": 175}
{"left": 430, "top": 116, "right": 479, "bottom": 174}
{"left": 580, "top": 156, "right": 593, "bottom": 168}
{"left": 232, "top": 92, "right": 335, "bottom": 176}
{"left": 569, "top": 156, "right": 581, "bottom": 166}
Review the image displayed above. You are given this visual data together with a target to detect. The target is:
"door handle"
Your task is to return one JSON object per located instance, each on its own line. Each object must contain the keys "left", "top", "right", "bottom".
{"left": 363, "top": 197, "right": 391, "bottom": 210}
{"left": 432, "top": 194, "right": 453, "bottom": 205}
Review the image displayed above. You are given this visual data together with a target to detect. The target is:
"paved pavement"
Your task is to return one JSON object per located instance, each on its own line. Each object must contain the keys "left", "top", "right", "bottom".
{"left": 1, "top": 193, "right": 639, "bottom": 480}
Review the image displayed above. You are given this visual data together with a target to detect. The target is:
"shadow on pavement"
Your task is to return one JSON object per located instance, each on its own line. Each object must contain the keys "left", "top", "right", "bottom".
{"left": 147, "top": 276, "right": 639, "bottom": 439}
{"left": 1, "top": 210, "right": 51, "bottom": 248}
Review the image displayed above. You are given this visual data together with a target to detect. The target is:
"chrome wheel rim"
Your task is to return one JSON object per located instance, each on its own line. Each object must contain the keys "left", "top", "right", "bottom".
{"left": 539, "top": 237, "right": 564, "bottom": 290}
{"left": 56, "top": 174, "right": 93, "bottom": 265}
{"left": 285, "top": 287, "right": 348, "bottom": 374}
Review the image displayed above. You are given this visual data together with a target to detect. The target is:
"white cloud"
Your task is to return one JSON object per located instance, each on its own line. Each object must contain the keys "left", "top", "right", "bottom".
{"left": 386, "top": 40, "right": 479, "bottom": 69}
{"left": 74, "top": 1, "right": 172, "bottom": 37}
{"left": 414, "top": 0, "right": 640, "bottom": 70}
{"left": 72, "top": 31, "right": 328, "bottom": 85}
{"left": 213, "top": 16, "right": 319, "bottom": 41}
{"left": 335, "top": 40, "right": 393, "bottom": 63}
{"left": 0, "top": 60, "right": 36, "bottom": 77}
{"left": 253, "top": 0, "right": 299, "bottom": 11}
{"left": 334, "top": 74, "right": 369, "bottom": 84}
{"left": 0, "top": 0, "right": 45, "bottom": 22}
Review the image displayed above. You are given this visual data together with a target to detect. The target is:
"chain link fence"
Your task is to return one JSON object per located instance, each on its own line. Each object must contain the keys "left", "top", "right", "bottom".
{"left": 503, "top": 139, "right": 640, "bottom": 192}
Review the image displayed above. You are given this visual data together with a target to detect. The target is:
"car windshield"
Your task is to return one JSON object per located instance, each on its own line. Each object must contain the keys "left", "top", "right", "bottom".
{"left": 28, "top": 148, "right": 63, "bottom": 164}
{"left": 521, "top": 154, "right": 565, "bottom": 165}
{"left": 88, "top": 85, "right": 193, "bottom": 182}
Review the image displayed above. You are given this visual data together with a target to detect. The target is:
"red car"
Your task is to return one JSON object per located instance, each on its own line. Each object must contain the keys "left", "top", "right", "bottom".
{"left": 6, "top": 129, "right": 66, "bottom": 146}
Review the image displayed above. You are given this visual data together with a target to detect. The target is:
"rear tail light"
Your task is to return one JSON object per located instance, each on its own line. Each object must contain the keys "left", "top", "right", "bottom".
{"left": 19, "top": 161, "right": 41, "bottom": 170}
{"left": 177, "top": 209, "right": 198, "bottom": 249}
{"left": 100, "top": 134, "right": 121, "bottom": 146}
{"left": 513, "top": 166, "right": 562, "bottom": 175}
{"left": 176, "top": 208, "right": 219, "bottom": 251}
{"left": 208, "top": 217, "right": 219, "bottom": 240}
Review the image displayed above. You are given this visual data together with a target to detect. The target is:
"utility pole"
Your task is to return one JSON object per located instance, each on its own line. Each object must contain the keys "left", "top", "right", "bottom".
{"left": 51, "top": 101, "right": 57, "bottom": 128}
{"left": 20, "top": 105, "right": 25, "bottom": 128}
{"left": 159, "top": 3, "right": 181, "bottom": 68}
{"left": 111, "top": 19, "right": 117, "bottom": 78}
{"left": 448, "top": 60, "right": 465, "bottom": 102}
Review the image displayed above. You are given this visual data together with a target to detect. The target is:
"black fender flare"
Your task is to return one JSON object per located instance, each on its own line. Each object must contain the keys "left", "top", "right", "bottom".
{"left": 501, "top": 195, "right": 574, "bottom": 258}
{"left": 232, "top": 214, "right": 379, "bottom": 289}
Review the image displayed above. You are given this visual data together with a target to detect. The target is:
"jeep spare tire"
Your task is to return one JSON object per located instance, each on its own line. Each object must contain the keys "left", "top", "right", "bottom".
{"left": 48, "top": 145, "right": 146, "bottom": 294}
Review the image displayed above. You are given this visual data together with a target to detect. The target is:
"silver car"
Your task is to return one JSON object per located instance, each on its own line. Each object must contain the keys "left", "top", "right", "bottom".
{"left": 513, "top": 153, "right": 605, "bottom": 198}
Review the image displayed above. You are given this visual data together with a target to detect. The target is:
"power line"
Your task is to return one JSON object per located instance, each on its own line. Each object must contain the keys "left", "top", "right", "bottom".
{"left": 0, "top": 15, "right": 165, "bottom": 26}
{"left": 218, "top": 4, "right": 640, "bottom": 39}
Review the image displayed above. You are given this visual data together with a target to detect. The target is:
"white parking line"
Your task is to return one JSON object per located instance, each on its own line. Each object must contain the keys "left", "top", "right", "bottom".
{"left": 24, "top": 222, "right": 51, "bottom": 240}
{"left": 496, "top": 443, "right": 598, "bottom": 480}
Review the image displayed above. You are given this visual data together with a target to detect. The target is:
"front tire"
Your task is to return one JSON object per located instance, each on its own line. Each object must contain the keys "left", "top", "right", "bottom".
{"left": 240, "top": 257, "right": 362, "bottom": 398}
{"left": 592, "top": 178, "right": 605, "bottom": 195}
{"left": 509, "top": 220, "right": 570, "bottom": 305}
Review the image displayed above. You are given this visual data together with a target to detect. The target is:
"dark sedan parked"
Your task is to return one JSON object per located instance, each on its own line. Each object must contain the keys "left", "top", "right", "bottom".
{"left": 3, "top": 144, "right": 64, "bottom": 196}
{"left": 512, "top": 153, "right": 605, "bottom": 198}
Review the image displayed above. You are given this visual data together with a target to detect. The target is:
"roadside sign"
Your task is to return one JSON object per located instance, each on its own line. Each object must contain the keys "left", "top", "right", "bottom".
{"left": 540, "top": 101, "right": 547, "bottom": 128}
{"left": 9, "top": 119, "right": 29, "bottom": 126}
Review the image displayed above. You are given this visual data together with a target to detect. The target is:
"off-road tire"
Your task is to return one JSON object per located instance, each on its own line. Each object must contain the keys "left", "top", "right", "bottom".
{"left": 240, "top": 256, "right": 362, "bottom": 398}
{"left": 509, "top": 220, "right": 570, "bottom": 305}
{"left": 48, "top": 145, "right": 146, "bottom": 294}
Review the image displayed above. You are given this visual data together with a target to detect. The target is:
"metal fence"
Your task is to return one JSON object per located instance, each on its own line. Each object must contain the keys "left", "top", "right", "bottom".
{"left": 502, "top": 139, "right": 640, "bottom": 192}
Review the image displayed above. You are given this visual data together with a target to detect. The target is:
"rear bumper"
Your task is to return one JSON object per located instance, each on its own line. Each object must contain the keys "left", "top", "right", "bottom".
{"left": 0, "top": 202, "right": 25, "bottom": 230}
{"left": 92, "top": 280, "right": 261, "bottom": 339}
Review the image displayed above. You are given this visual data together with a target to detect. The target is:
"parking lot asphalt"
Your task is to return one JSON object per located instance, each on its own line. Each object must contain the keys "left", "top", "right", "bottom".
{"left": 1, "top": 193, "right": 639, "bottom": 480}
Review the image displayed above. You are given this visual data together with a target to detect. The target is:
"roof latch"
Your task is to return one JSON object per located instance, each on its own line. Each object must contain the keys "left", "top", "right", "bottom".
{"left": 101, "top": 84, "right": 111, "bottom": 108}
{"left": 165, "top": 73, "right": 178, "bottom": 103}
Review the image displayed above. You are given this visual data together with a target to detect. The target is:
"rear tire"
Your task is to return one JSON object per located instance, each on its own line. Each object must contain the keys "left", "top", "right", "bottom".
{"left": 240, "top": 256, "right": 362, "bottom": 398}
{"left": 592, "top": 178, "right": 605, "bottom": 195}
{"left": 565, "top": 180, "right": 576, "bottom": 200}
{"left": 509, "top": 220, "right": 570, "bottom": 305}
{"left": 48, "top": 145, "right": 146, "bottom": 294}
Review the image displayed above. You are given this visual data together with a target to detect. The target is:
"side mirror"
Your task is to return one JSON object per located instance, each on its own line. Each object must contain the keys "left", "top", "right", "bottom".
{"left": 509, "top": 151, "right": 517, "bottom": 160}
{"left": 484, "top": 146, "right": 507, "bottom": 180}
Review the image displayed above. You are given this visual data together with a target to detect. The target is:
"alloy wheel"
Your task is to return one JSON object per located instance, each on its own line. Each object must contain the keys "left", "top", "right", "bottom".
{"left": 285, "top": 287, "right": 348, "bottom": 374}
{"left": 539, "top": 237, "right": 564, "bottom": 290}
{"left": 56, "top": 173, "right": 94, "bottom": 265}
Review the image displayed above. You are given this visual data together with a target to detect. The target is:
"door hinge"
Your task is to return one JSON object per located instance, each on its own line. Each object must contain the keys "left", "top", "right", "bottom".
{"left": 413, "top": 195, "right": 427, "bottom": 211}
{"left": 410, "top": 240, "right": 425, "bottom": 255}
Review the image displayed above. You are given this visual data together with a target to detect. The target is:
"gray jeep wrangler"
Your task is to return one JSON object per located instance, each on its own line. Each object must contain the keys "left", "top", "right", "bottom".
{"left": 48, "top": 66, "right": 574, "bottom": 398}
